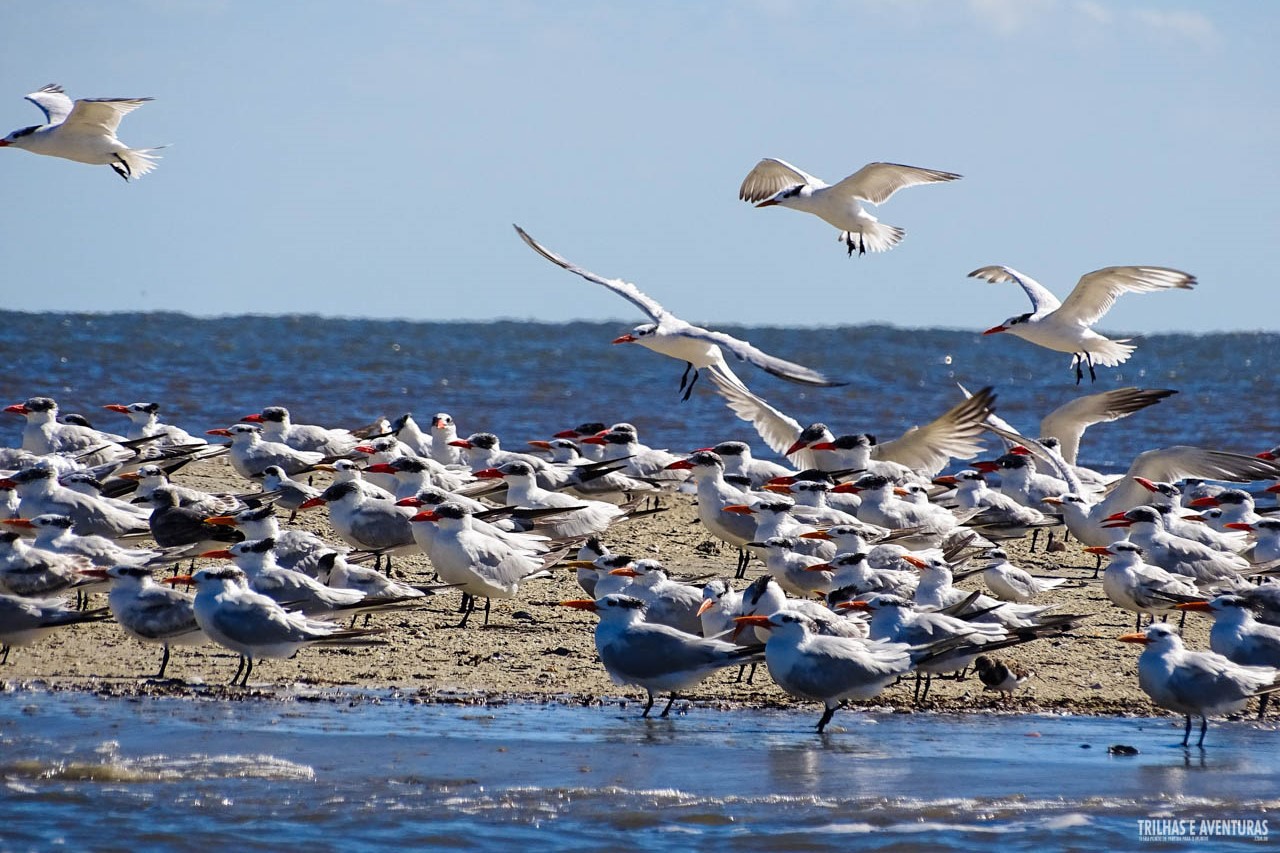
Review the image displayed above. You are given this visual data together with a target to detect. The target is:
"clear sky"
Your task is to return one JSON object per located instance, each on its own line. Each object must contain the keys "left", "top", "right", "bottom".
{"left": 3, "top": 1, "right": 1276, "bottom": 333}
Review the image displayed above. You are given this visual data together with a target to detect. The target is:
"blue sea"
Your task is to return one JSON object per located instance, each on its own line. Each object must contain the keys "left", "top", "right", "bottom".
{"left": 2, "top": 313, "right": 1279, "bottom": 851}
{"left": 1, "top": 312, "right": 1277, "bottom": 466}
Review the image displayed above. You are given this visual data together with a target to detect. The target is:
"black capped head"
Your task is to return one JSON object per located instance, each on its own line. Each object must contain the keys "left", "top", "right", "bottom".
{"left": 260, "top": 407, "right": 289, "bottom": 423}
{"left": 390, "top": 413, "right": 413, "bottom": 432}
{"left": 573, "top": 421, "right": 606, "bottom": 435}
{"left": 997, "top": 453, "right": 1031, "bottom": 470}
{"left": 236, "top": 504, "right": 275, "bottom": 523}
{"left": 853, "top": 474, "right": 890, "bottom": 491}
{"left": 60, "top": 413, "right": 95, "bottom": 428}
{"left": 686, "top": 450, "right": 723, "bottom": 468}
{"left": 32, "top": 514, "right": 74, "bottom": 530}
{"left": 319, "top": 480, "right": 361, "bottom": 502}
{"left": 1124, "top": 506, "right": 1161, "bottom": 524}
{"left": 468, "top": 432, "right": 499, "bottom": 450}
{"left": 797, "top": 423, "right": 830, "bottom": 443}
{"left": 130, "top": 402, "right": 161, "bottom": 415}
{"left": 391, "top": 456, "right": 429, "bottom": 473}
{"left": 599, "top": 594, "right": 647, "bottom": 612}
{"left": 13, "top": 466, "right": 56, "bottom": 483}
{"left": 830, "top": 433, "right": 873, "bottom": 450}
{"left": 499, "top": 460, "right": 535, "bottom": 477}
{"left": 433, "top": 502, "right": 470, "bottom": 520}
{"left": 791, "top": 469, "right": 835, "bottom": 484}
{"left": 712, "top": 441, "right": 749, "bottom": 457}
{"left": 1215, "top": 489, "right": 1251, "bottom": 506}
{"left": 24, "top": 397, "right": 57, "bottom": 413}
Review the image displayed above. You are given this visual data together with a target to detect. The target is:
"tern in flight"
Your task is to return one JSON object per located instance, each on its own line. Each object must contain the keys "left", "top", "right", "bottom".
{"left": 514, "top": 225, "right": 846, "bottom": 400}
{"left": 972, "top": 264, "right": 1195, "bottom": 383}
{"left": 0, "top": 84, "right": 163, "bottom": 180}
{"left": 738, "top": 158, "right": 961, "bottom": 256}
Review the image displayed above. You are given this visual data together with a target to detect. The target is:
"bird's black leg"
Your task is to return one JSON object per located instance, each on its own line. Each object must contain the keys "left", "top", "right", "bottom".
{"left": 1135, "top": 612, "right": 1143, "bottom": 632}
{"left": 1074, "top": 354, "right": 1084, "bottom": 385}
{"left": 112, "top": 155, "right": 131, "bottom": 180}
{"left": 912, "top": 672, "right": 923, "bottom": 704}
{"left": 457, "top": 596, "right": 475, "bottom": 628}
{"left": 1, "top": 644, "right": 9, "bottom": 665}
{"left": 678, "top": 362, "right": 694, "bottom": 394}
{"left": 1095, "top": 554, "right": 1103, "bottom": 579}
{"left": 735, "top": 548, "right": 749, "bottom": 579}
{"left": 1258, "top": 693, "right": 1270, "bottom": 720}
{"left": 231, "top": 655, "right": 246, "bottom": 686}
{"left": 1087, "top": 352, "right": 1097, "bottom": 383}
{"left": 817, "top": 706, "right": 837, "bottom": 733}
{"left": 641, "top": 691, "right": 655, "bottom": 717}
{"left": 845, "top": 233, "right": 855, "bottom": 257}
{"left": 745, "top": 661, "right": 757, "bottom": 685}
{"left": 660, "top": 693, "right": 677, "bottom": 717}
{"left": 482, "top": 596, "right": 492, "bottom": 626}
{"left": 680, "top": 366, "right": 699, "bottom": 402}
{"left": 458, "top": 592, "right": 472, "bottom": 614}
{"left": 1197, "top": 715, "right": 1208, "bottom": 748}
{"left": 1178, "top": 610, "right": 1187, "bottom": 632}
{"left": 1029, "top": 528, "right": 1040, "bottom": 553}
{"left": 1182, "top": 715, "right": 1192, "bottom": 747}
{"left": 288, "top": 510, "right": 298, "bottom": 523}
{"left": 920, "top": 673, "right": 933, "bottom": 702}
{"left": 241, "top": 657, "right": 254, "bottom": 687}
{"left": 156, "top": 644, "right": 171, "bottom": 679}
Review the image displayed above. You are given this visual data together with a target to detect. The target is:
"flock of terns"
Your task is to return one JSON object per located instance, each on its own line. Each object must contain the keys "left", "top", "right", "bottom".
{"left": 2, "top": 84, "right": 1279, "bottom": 746}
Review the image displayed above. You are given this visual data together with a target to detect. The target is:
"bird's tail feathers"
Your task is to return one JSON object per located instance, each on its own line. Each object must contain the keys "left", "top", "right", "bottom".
{"left": 118, "top": 145, "right": 167, "bottom": 179}
{"left": 842, "top": 222, "right": 905, "bottom": 253}
{"left": 1082, "top": 338, "right": 1137, "bottom": 368}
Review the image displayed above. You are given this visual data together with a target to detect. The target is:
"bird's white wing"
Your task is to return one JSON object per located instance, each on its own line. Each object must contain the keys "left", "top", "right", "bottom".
{"left": 514, "top": 225, "right": 666, "bottom": 322}
{"left": 968, "top": 266, "right": 1063, "bottom": 315}
{"left": 1055, "top": 266, "right": 1196, "bottom": 328}
{"left": 1108, "top": 446, "right": 1280, "bottom": 512}
{"left": 830, "top": 162, "right": 962, "bottom": 204}
{"left": 958, "top": 382, "right": 1023, "bottom": 451}
{"left": 873, "top": 387, "right": 996, "bottom": 477}
{"left": 61, "top": 97, "right": 153, "bottom": 135}
{"left": 209, "top": 594, "right": 306, "bottom": 644}
{"left": 737, "top": 158, "right": 826, "bottom": 203}
{"left": 25, "top": 84, "right": 74, "bottom": 125}
{"left": 705, "top": 366, "right": 807, "bottom": 462}
{"left": 1039, "top": 388, "right": 1177, "bottom": 465}
{"left": 681, "top": 325, "right": 845, "bottom": 387}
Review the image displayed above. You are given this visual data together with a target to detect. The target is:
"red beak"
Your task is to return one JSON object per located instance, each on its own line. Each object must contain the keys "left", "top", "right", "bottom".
{"left": 298, "top": 497, "right": 326, "bottom": 509}
{"left": 206, "top": 428, "right": 233, "bottom": 437}
{"left": 447, "top": 440, "right": 472, "bottom": 448}
{"left": 611, "top": 334, "right": 637, "bottom": 344}
{"left": 663, "top": 459, "right": 694, "bottom": 470}
{"left": 982, "top": 325, "right": 1007, "bottom": 335}
{"left": 473, "top": 468, "right": 505, "bottom": 479}
{"left": 102, "top": 404, "right": 130, "bottom": 414}
{"left": 4, "top": 404, "right": 29, "bottom": 415}
{"left": 1188, "top": 497, "right": 1220, "bottom": 508}
{"left": 241, "top": 413, "right": 265, "bottom": 423}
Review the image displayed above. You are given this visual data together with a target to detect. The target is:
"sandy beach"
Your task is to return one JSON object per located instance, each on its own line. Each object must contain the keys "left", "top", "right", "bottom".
{"left": 1, "top": 453, "right": 1212, "bottom": 720}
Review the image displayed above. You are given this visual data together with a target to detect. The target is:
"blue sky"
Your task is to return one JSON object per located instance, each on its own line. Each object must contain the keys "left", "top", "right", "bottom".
{"left": 3, "top": 1, "right": 1276, "bottom": 332}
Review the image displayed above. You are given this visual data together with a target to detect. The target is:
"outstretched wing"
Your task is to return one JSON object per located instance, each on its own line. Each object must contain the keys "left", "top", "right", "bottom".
{"left": 25, "top": 84, "right": 74, "bottom": 125}
{"left": 62, "top": 96, "right": 153, "bottom": 135}
{"left": 705, "top": 365, "right": 807, "bottom": 461}
{"left": 873, "top": 387, "right": 996, "bottom": 477}
{"left": 968, "top": 266, "right": 1062, "bottom": 315}
{"left": 1039, "top": 388, "right": 1177, "bottom": 465}
{"left": 830, "top": 162, "right": 961, "bottom": 204}
{"left": 738, "top": 158, "right": 826, "bottom": 203}
{"left": 1109, "top": 446, "right": 1280, "bottom": 512}
{"left": 682, "top": 325, "right": 845, "bottom": 387}
{"left": 1055, "top": 266, "right": 1196, "bottom": 328}
{"left": 514, "top": 225, "right": 666, "bottom": 323}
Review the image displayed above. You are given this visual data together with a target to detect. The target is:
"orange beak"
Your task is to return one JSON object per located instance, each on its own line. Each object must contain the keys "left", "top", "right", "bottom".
{"left": 1188, "top": 497, "right": 1220, "bottom": 508}
{"left": 722, "top": 504, "right": 755, "bottom": 515}
{"left": 162, "top": 575, "right": 196, "bottom": 585}
{"left": 836, "top": 600, "right": 871, "bottom": 612}
{"left": 241, "top": 413, "right": 265, "bottom": 423}
{"left": 560, "top": 599, "right": 599, "bottom": 612}
{"left": 102, "top": 404, "right": 130, "bottom": 414}
{"left": 982, "top": 325, "right": 1007, "bottom": 335}
{"left": 1083, "top": 546, "right": 1113, "bottom": 556}
{"left": 1224, "top": 522, "right": 1254, "bottom": 532}
{"left": 1174, "top": 601, "right": 1214, "bottom": 612}
{"left": 1117, "top": 633, "right": 1150, "bottom": 644}
{"left": 932, "top": 475, "right": 958, "bottom": 487}
{"left": 447, "top": 440, "right": 472, "bottom": 449}
{"left": 395, "top": 497, "right": 423, "bottom": 507}
{"left": 799, "top": 530, "right": 831, "bottom": 541}
{"left": 611, "top": 334, "right": 637, "bottom": 344}
{"left": 901, "top": 555, "right": 928, "bottom": 569}
{"left": 762, "top": 483, "right": 792, "bottom": 494}
{"left": 696, "top": 599, "right": 716, "bottom": 617}
{"left": 298, "top": 497, "right": 326, "bottom": 510}
{"left": 78, "top": 568, "right": 110, "bottom": 579}
{"left": 608, "top": 568, "right": 639, "bottom": 577}
{"left": 473, "top": 468, "right": 505, "bottom": 480}
{"left": 4, "top": 404, "right": 30, "bottom": 415}
{"left": 527, "top": 440, "right": 553, "bottom": 450}
{"left": 206, "top": 428, "right": 233, "bottom": 437}
{"left": 0, "top": 518, "right": 35, "bottom": 529}
{"left": 804, "top": 562, "right": 834, "bottom": 572}
{"left": 732, "top": 614, "right": 775, "bottom": 628}
{"left": 203, "top": 515, "right": 238, "bottom": 526}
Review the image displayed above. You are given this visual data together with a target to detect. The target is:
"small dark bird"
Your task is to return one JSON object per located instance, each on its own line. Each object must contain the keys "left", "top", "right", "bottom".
{"left": 975, "top": 655, "right": 1032, "bottom": 700}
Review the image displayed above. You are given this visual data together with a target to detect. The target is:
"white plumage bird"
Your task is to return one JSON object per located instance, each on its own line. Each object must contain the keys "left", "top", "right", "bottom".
{"left": 973, "top": 264, "right": 1195, "bottom": 383}
{"left": 738, "top": 158, "right": 961, "bottom": 256}
{"left": 0, "top": 84, "right": 163, "bottom": 180}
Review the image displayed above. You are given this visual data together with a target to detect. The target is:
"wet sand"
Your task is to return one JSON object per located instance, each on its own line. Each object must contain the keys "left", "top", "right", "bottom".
{"left": 2, "top": 455, "right": 1210, "bottom": 717}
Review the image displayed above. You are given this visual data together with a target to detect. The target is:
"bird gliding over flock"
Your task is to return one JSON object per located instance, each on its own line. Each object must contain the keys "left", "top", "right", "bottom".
{"left": 4, "top": 80, "right": 1278, "bottom": 747}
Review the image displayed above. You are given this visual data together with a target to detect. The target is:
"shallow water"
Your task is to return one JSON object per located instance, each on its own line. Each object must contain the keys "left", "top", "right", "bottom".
{"left": 2, "top": 689, "right": 1277, "bottom": 851}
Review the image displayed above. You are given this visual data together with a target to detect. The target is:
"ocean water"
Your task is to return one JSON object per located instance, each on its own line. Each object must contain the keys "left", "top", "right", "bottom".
{"left": 2, "top": 689, "right": 1278, "bottom": 852}
{"left": 2, "top": 313, "right": 1280, "bottom": 849}
{"left": 0, "top": 311, "right": 1277, "bottom": 469}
